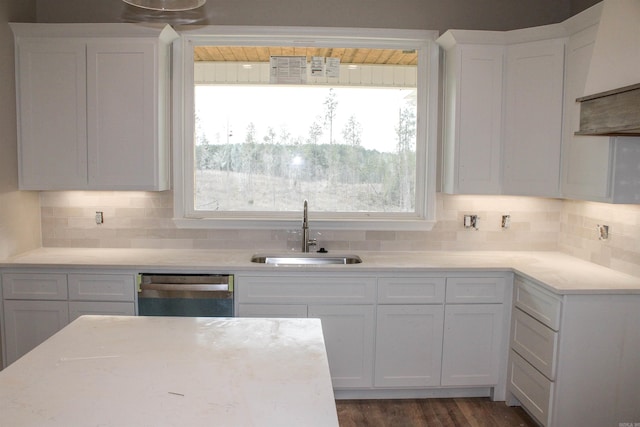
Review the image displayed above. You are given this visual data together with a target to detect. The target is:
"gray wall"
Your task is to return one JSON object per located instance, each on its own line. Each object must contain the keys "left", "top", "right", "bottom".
{"left": 35, "top": 0, "right": 579, "bottom": 33}
{"left": 0, "top": 0, "right": 41, "bottom": 261}
{"left": 571, "top": 0, "right": 601, "bottom": 15}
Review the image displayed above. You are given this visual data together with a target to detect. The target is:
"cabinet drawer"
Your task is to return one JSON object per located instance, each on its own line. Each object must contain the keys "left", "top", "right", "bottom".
{"left": 508, "top": 350, "right": 553, "bottom": 427}
{"left": 68, "top": 274, "right": 135, "bottom": 302}
{"left": 445, "top": 277, "right": 506, "bottom": 303}
{"left": 69, "top": 301, "right": 135, "bottom": 322}
{"left": 511, "top": 308, "right": 558, "bottom": 380}
{"left": 377, "top": 277, "right": 445, "bottom": 304}
{"left": 237, "top": 304, "right": 307, "bottom": 318}
{"left": 514, "top": 276, "right": 562, "bottom": 330}
{"left": 237, "top": 275, "right": 376, "bottom": 304}
{"left": 2, "top": 273, "right": 68, "bottom": 300}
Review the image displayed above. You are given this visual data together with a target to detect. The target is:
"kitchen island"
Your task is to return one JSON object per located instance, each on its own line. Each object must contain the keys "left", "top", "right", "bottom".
{"left": 0, "top": 315, "right": 339, "bottom": 427}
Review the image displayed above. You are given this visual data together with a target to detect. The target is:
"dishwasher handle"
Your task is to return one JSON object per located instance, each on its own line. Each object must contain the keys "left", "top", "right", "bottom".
{"left": 139, "top": 282, "right": 230, "bottom": 292}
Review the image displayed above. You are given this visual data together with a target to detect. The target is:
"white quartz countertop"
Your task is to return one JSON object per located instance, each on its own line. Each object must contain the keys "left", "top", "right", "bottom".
{"left": 0, "top": 316, "right": 339, "bottom": 427}
{"left": 2, "top": 248, "right": 640, "bottom": 294}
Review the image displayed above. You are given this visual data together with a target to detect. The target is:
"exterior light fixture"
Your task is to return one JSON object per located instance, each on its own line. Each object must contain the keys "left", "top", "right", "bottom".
{"left": 122, "top": 0, "right": 206, "bottom": 11}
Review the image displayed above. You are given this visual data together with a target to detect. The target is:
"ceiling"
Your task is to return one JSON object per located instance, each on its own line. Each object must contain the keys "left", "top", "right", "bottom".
{"left": 193, "top": 46, "right": 418, "bottom": 66}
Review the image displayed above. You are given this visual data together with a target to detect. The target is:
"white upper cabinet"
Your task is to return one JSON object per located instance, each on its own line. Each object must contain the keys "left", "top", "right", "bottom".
{"left": 438, "top": 30, "right": 566, "bottom": 197}
{"left": 11, "top": 23, "right": 178, "bottom": 191}
{"left": 503, "top": 39, "right": 565, "bottom": 197}
{"left": 15, "top": 39, "right": 88, "bottom": 188}
{"left": 438, "top": 32, "right": 504, "bottom": 195}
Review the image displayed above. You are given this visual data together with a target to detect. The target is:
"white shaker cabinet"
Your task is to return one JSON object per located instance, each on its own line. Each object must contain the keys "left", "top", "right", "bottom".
{"left": 235, "top": 274, "right": 377, "bottom": 389}
{"left": 1, "top": 270, "right": 137, "bottom": 367}
{"left": 502, "top": 39, "right": 565, "bottom": 197}
{"left": 308, "top": 304, "right": 375, "bottom": 389}
{"left": 10, "top": 23, "right": 177, "bottom": 191}
{"left": 438, "top": 30, "right": 567, "bottom": 198}
{"left": 3, "top": 300, "right": 69, "bottom": 366}
{"left": 67, "top": 273, "right": 136, "bottom": 321}
{"left": 1, "top": 273, "right": 70, "bottom": 365}
{"left": 374, "top": 304, "right": 444, "bottom": 387}
{"left": 441, "top": 277, "right": 507, "bottom": 389}
{"left": 561, "top": 24, "right": 640, "bottom": 203}
{"left": 507, "top": 275, "right": 640, "bottom": 426}
{"left": 438, "top": 32, "right": 504, "bottom": 195}
{"left": 374, "top": 277, "right": 445, "bottom": 388}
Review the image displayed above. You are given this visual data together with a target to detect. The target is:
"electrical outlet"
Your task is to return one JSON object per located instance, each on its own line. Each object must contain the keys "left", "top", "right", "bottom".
{"left": 597, "top": 224, "right": 609, "bottom": 240}
{"left": 95, "top": 211, "right": 104, "bottom": 225}
{"left": 501, "top": 215, "right": 511, "bottom": 229}
{"left": 464, "top": 215, "right": 479, "bottom": 230}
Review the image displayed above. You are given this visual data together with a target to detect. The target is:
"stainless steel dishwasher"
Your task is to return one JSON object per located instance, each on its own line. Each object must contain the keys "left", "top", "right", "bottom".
{"left": 137, "top": 273, "right": 233, "bottom": 317}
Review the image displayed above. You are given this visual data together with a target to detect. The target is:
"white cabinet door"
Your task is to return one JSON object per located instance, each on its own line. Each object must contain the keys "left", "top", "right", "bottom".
{"left": 16, "top": 40, "right": 88, "bottom": 189}
{"left": 441, "top": 304, "right": 503, "bottom": 386}
{"left": 86, "top": 41, "right": 163, "bottom": 190}
{"left": 2, "top": 273, "right": 68, "bottom": 300}
{"left": 440, "top": 40, "right": 504, "bottom": 194}
{"left": 68, "top": 273, "right": 135, "bottom": 302}
{"left": 3, "top": 300, "right": 69, "bottom": 365}
{"left": 503, "top": 39, "right": 565, "bottom": 197}
{"left": 374, "top": 304, "right": 444, "bottom": 387}
{"left": 308, "top": 305, "right": 375, "bottom": 389}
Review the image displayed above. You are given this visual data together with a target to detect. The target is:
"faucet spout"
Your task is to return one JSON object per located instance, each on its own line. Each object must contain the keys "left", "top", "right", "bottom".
{"left": 302, "top": 200, "right": 316, "bottom": 253}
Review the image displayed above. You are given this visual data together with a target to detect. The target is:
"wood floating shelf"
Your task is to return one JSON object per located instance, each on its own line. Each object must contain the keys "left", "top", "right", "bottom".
{"left": 575, "top": 83, "right": 640, "bottom": 136}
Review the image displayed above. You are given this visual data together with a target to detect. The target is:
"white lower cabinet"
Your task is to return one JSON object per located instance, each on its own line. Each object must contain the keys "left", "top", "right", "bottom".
{"left": 441, "top": 304, "right": 503, "bottom": 386}
{"left": 236, "top": 272, "right": 510, "bottom": 397}
{"left": 239, "top": 301, "right": 375, "bottom": 389}
{"left": 441, "top": 277, "right": 507, "bottom": 387}
{"left": 235, "top": 274, "right": 377, "bottom": 389}
{"left": 1, "top": 270, "right": 137, "bottom": 367}
{"left": 507, "top": 275, "right": 640, "bottom": 426}
{"left": 374, "top": 304, "right": 444, "bottom": 387}
{"left": 308, "top": 305, "right": 375, "bottom": 389}
{"left": 2, "top": 300, "right": 69, "bottom": 365}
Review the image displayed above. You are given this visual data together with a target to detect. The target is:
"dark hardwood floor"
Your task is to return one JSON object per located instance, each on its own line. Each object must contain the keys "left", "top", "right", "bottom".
{"left": 336, "top": 397, "right": 538, "bottom": 427}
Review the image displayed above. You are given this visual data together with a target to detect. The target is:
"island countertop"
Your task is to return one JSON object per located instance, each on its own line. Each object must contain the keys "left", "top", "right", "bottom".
{"left": 1, "top": 248, "right": 639, "bottom": 294}
{"left": 0, "top": 315, "right": 339, "bottom": 427}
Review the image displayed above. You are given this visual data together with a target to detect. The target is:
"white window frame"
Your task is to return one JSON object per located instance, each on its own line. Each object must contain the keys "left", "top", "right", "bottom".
{"left": 172, "top": 26, "right": 439, "bottom": 230}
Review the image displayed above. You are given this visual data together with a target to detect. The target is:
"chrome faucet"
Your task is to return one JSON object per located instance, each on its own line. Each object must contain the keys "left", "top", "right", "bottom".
{"left": 302, "top": 200, "right": 317, "bottom": 253}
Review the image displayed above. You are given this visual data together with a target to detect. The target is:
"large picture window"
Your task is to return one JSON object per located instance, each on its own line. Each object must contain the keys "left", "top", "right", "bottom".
{"left": 174, "top": 28, "right": 438, "bottom": 229}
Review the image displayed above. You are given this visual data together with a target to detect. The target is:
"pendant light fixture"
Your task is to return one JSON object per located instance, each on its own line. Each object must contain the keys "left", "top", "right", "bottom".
{"left": 122, "top": 0, "right": 206, "bottom": 11}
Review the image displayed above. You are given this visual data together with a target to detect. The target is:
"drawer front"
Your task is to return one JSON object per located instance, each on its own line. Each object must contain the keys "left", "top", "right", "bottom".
{"left": 237, "top": 304, "right": 308, "bottom": 318}
{"left": 68, "top": 301, "right": 135, "bottom": 322}
{"left": 68, "top": 274, "right": 135, "bottom": 302}
{"left": 514, "top": 276, "right": 562, "bottom": 330}
{"left": 445, "top": 277, "right": 506, "bottom": 304}
{"left": 508, "top": 350, "right": 553, "bottom": 427}
{"left": 377, "top": 277, "right": 445, "bottom": 304}
{"left": 237, "top": 275, "right": 377, "bottom": 304}
{"left": 1, "top": 273, "right": 68, "bottom": 300}
{"left": 511, "top": 308, "right": 558, "bottom": 380}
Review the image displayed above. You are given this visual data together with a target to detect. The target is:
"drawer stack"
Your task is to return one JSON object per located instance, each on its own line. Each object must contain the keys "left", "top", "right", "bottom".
{"left": 507, "top": 276, "right": 562, "bottom": 427}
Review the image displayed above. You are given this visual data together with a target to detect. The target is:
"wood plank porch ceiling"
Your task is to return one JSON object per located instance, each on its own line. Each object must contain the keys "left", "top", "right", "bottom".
{"left": 193, "top": 46, "right": 418, "bottom": 66}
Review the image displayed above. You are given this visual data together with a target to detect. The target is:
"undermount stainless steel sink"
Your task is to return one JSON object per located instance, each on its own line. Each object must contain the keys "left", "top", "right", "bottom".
{"left": 251, "top": 253, "right": 362, "bottom": 265}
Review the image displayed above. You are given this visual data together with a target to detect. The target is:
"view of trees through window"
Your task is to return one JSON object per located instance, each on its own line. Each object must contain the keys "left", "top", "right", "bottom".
{"left": 193, "top": 61, "right": 418, "bottom": 214}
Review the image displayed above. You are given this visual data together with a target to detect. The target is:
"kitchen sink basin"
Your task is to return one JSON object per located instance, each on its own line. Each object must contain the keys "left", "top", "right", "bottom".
{"left": 251, "top": 253, "right": 362, "bottom": 265}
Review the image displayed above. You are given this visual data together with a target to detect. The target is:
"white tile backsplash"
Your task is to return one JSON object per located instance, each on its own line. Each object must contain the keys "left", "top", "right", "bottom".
{"left": 39, "top": 191, "right": 640, "bottom": 277}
